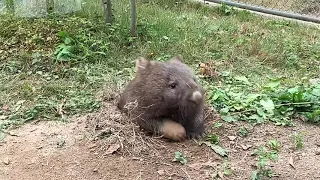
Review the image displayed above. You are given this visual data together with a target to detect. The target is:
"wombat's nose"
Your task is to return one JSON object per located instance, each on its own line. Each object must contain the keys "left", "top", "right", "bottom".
{"left": 191, "top": 91, "right": 203, "bottom": 103}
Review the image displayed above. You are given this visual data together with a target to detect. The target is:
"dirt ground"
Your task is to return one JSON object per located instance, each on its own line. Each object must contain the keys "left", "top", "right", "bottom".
{"left": 1, "top": 101, "right": 320, "bottom": 180}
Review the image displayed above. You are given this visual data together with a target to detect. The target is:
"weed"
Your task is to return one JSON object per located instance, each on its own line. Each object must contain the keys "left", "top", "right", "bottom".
{"left": 213, "top": 122, "right": 223, "bottom": 129}
{"left": 238, "top": 127, "right": 249, "bottom": 137}
{"left": 212, "top": 160, "right": 233, "bottom": 179}
{"left": 217, "top": 3, "right": 236, "bottom": 16}
{"left": 173, "top": 151, "right": 188, "bottom": 165}
{"left": 209, "top": 73, "right": 320, "bottom": 126}
{"left": 268, "top": 139, "right": 281, "bottom": 151}
{"left": 290, "top": 131, "right": 307, "bottom": 150}
{"left": 54, "top": 31, "right": 77, "bottom": 62}
{"left": 251, "top": 145, "right": 279, "bottom": 180}
{"left": 207, "top": 133, "right": 220, "bottom": 144}
{"left": 202, "top": 134, "right": 228, "bottom": 157}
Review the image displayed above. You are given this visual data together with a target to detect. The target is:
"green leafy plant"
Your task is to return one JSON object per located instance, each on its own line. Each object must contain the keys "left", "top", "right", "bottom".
{"left": 217, "top": 3, "right": 236, "bottom": 15}
{"left": 238, "top": 127, "right": 249, "bottom": 137}
{"left": 290, "top": 131, "right": 307, "bottom": 150}
{"left": 251, "top": 145, "right": 279, "bottom": 180}
{"left": 213, "top": 122, "right": 223, "bottom": 129}
{"left": 201, "top": 134, "right": 228, "bottom": 157}
{"left": 212, "top": 160, "right": 233, "bottom": 179}
{"left": 209, "top": 75, "right": 320, "bottom": 126}
{"left": 268, "top": 139, "right": 281, "bottom": 151}
{"left": 207, "top": 133, "right": 220, "bottom": 144}
{"left": 54, "top": 31, "right": 77, "bottom": 62}
{"left": 173, "top": 151, "right": 188, "bottom": 165}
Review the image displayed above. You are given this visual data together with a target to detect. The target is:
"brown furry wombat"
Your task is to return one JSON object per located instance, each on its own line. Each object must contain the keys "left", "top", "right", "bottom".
{"left": 117, "top": 55, "right": 205, "bottom": 141}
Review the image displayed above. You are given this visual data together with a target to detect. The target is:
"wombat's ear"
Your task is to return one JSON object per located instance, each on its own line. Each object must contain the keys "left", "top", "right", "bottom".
{"left": 135, "top": 57, "right": 150, "bottom": 72}
{"left": 169, "top": 55, "right": 184, "bottom": 63}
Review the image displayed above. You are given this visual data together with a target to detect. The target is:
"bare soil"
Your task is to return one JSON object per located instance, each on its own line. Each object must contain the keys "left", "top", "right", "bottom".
{"left": 1, "top": 101, "right": 320, "bottom": 180}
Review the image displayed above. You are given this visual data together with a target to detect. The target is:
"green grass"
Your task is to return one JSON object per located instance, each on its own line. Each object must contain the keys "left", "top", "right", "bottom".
{"left": 0, "top": 0, "right": 319, "bottom": 134}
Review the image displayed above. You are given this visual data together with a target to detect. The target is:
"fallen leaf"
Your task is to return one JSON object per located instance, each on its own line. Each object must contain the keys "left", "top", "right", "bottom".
{"left": 203, "top": 142, "right": 228, "bottom": 157}
{"left": 105, "top": 144, "right": 120, "bottom": 155}
{"left": 227, "top": 136, "right": 237, "bottom": 141}
{"left": 288, "top": 155, "right": 295, "bottom": 169}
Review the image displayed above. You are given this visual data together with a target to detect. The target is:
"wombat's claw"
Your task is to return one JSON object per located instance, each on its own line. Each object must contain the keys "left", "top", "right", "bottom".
{"left": 187, "top": 132, "right": 205, "bottom": 140}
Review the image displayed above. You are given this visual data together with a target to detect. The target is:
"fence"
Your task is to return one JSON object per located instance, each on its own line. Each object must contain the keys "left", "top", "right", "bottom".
{"left": 204, "top": 0, "right": 320, "bottom": 23}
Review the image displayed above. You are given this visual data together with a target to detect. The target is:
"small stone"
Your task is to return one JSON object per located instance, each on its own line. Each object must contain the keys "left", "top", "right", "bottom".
{"left": 227, "top": 136, "right": 237, "bottom": 141}
{"left": 315, "top": 149, "right": 320, "bottom": 155}
{"left": 157, "top": 169, "right": 165, "bottom": 176}
{"left": 93, "top": 168, "right": 98, "bottom": 172}
{"left": 89, "top": 144, "right": 97, "bottom": 149}
{"left": 241, "top": 144, "right": 252, "bottom": 150}
{"left": 3, "top": 158, "right": 10, "bottom": 165}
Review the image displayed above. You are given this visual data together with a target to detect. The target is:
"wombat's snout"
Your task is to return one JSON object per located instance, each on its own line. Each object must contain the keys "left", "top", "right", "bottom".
{"left": 190, "top": 90, "right": 203, "bottom": 104}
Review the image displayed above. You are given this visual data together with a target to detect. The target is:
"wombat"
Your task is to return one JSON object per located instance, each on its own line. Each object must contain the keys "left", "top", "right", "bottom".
{"left": 117, "top": 55, "right": 205, "bottom": 141}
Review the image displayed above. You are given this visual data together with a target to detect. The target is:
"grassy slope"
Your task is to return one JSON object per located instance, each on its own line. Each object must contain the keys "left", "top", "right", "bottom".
{"left": 0, "top": 0, "right": 319, "bottom": 132}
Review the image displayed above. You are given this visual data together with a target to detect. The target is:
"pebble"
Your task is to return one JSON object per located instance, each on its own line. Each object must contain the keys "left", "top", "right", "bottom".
{"left": 93, "top": 168, "right": 98, "bottom": 172}
{"left": 227, "top": 136, "right": 237, "bottom": 141}
{"left": 315, "top": 149, "right": 320, "bottom": 155}
{"left": 157, "top": 169, "right": 165, "bottom": 176}
{"left": 3, "top": 158, "right": 10, "bottom": 165}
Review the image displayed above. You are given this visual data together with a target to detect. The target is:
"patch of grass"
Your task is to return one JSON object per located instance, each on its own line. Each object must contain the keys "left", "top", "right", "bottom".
{"left": 0, "top": 0, "right": 319, "bottom": 135}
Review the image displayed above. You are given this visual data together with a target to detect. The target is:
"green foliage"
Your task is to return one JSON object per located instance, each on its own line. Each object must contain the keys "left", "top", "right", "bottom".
{"left": 173, "top": 151, "right": 188, "bottom": 165}
{"left": 237, "top": 127, "right": 249, "bottom": 137}
{"left": 213, "top": 122, "right": 223, "bottom": 129}
{"left": 202, "top": 134, "right": 228, "bottom": 157}
{"left": 217, "top": 3, "right": 236, "bottom": 16}
{"left": 290, "top": 131, "right": 307, "bottom": 150}
{"left": 54, "top": 31, "right": 77, "bottom": 62}
{"left": 209, "top": 74, "right": 320, "bottom": 126}
{"left": 268, "top": 139, "right": 281, "bottom": 151}
{"left": 212, "top": 160, "right": 233, "bottom": 179}
{"left": 207, "top": 133, "right": 220, "bottom": 144}
{"left": 251, "top": 145, "right": 279, "bottom": 180}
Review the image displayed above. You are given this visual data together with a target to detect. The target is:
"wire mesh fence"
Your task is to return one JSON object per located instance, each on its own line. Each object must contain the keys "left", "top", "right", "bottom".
{"left": 236, "top": 0, "right": 320, "bottom": 18}
{"left": 204, "top": 0, "right": 320, "bottom": 23}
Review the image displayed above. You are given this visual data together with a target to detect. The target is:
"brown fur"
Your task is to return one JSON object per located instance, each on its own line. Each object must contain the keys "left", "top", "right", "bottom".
{"left": 117, "top": 56, "right": 205, "bottom": 141}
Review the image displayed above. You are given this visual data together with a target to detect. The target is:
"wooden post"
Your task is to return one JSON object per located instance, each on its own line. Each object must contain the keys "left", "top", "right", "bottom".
{"left": 102, "top": 0, "right": 113, "bottom": 24}
{"left": 130, "top": 0, "right": 137, "bottom": 36}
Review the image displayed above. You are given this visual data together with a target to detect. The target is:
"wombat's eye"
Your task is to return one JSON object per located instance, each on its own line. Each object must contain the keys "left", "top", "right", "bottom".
{"left": 169, "top": 83, "right": 177, "bottom": 89}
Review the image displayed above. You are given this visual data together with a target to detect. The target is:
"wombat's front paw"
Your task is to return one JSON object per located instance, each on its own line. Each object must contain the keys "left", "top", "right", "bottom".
{"left": 160, "top": 119, "right": 186, "bottom": 142}
{"left": 187, "top": 131, "right": 206, "bottom": 140}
